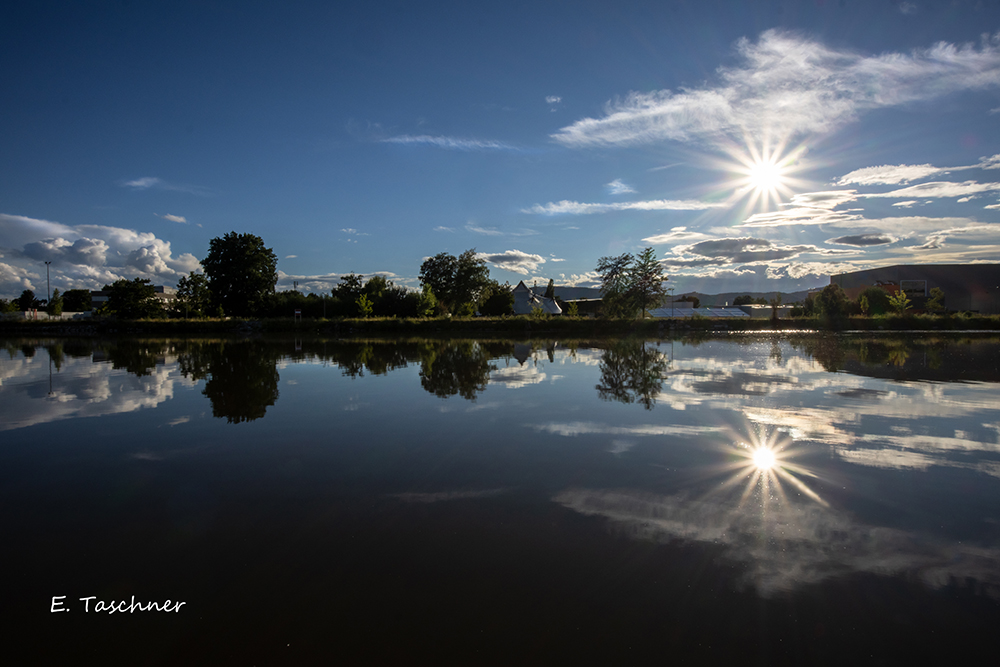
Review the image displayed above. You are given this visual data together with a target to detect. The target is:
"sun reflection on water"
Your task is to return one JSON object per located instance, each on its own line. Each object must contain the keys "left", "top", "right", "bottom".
{"left": 712, "top": 425, "right": 829, "bottom": 510}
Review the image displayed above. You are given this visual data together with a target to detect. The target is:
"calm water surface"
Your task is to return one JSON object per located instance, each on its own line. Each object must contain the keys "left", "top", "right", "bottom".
{"left": 3, "top": 334, "right": 1000, "bottom": 664}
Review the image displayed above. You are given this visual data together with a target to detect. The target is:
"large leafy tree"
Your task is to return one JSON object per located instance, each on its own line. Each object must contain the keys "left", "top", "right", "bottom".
{"left": 817, "top": 284, "right": 849, "bottom": 318}
{"left": 418, "top": 249, "right": 489, "bottom": 313}
{"left": 419, "top": 252, "right": 459, "bottom": 308}
{"left": 62, "top": 289, "right": 92, "bottom": 311}
{"left": 103, "top": 278, "right": 164, "bottom": 319}
{"left": 201, "top": 232, "right": 278, "bottom": 317}
{"left": 16, "top": 289, "right": 39, "bottom": 311}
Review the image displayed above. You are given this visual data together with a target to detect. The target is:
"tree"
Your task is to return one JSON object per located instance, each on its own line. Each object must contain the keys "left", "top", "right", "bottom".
{"left": 677, "top": 295, "right": 700, "bottom": 308}
{"left": 103, "top": 278, "right": 164, "bottom": 319}
{"left": 630, "top": 247, "right": 669, "bottom": 317}
{"left": 479, "top": 280, "right": 514, "bottom": 316}
{"left": 595, "top": 248, "right": 668, "bottom": 319}
{"left": 453, "top": 249, "right": 490, "bottom": 312}
{"left": 335, "top": 273, "right": 364, "bottom": 302}
{"left": 419, "top": 253, "right": 459, "bottom": 308}
{"left": 356, "top": 293, "right": 373, "bottom": 318}
{"left": 201, "top": 232, "right": 278, "bottom": 317}
{"left": 544, "top": 279, "right": 555, "bottom": 300}
{"left": 596, "top": 252, "right": 635, "bottom": 318}
{"left": 416, "top": 284, "right": 437, "bottom": 317}
{"left": 418, "top": 249, "right": 489, "bottom": 313}
{"left": 733, "top": 295, "right": 754, "bottom": 306}
{"left": 175, "top": 273, "right": 213, "bottom": 318}
{"left": 62, "top": 289, "right": 92, "bottom": 312}
{"left": 927, "top": 287, "right": 945, "bottom": 312}
{"left": 857, "top": 286, "right": 892, "bottom": 316}
{"left": 769, "top": 293, "right": 782, "bottom": 322}
{"left": 816, "top": 284, "right": 848, "bottom": 318}
{"left": 46, "top": 289, "right": 63, "bottom": 316}
{"left": 16, "top": 289, "right": 39, "bottom": 311}
{"left": 888, "top": 290, "right": 911, "bottom": 314}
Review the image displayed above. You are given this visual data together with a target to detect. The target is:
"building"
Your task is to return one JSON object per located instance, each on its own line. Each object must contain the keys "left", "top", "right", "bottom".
{"left": 90, "top": 285, "right": 177, "bottom": 310}
{"left": 512, "top": 281, "right": 562, "bottom": 315}
{"left": 830, "top": 264, "right": 1000, "bottom": 314}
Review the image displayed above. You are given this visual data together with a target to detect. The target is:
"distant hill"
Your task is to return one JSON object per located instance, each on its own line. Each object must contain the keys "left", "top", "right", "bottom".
{"left": 683, "top": 290, "right": 812, "bottom": 307}
{"left": 551, "top": 286, "right": 811, "bottom": 305}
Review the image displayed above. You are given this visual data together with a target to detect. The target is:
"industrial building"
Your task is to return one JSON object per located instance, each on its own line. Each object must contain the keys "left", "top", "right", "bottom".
{"left": 830, "top": 264, "right": 1000, "bottom": 314}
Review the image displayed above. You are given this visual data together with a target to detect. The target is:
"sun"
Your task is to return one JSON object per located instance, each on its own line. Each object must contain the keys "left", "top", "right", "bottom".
{"left": 747, "top": 158, "right": 787, "bottom": 195}
{"left": 709, "top": 133, "right": 810, "bottom": 214}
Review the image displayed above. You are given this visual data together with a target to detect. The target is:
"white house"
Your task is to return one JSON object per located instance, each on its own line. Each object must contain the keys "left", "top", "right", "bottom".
{"left": 512, "top": 281, "right": 562, "bottom": 315}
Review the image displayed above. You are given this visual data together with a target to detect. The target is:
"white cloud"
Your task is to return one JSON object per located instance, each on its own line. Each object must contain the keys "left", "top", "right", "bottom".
{"left": 836, "top": 163, "right": 952, "bottom": 185}
{"left": 739, "top": 190, "right": 864, "bottom": 228}
{"left": 477, "top": 250, "right": 545, "bottom": 275}
{"left": 912, "top": 224, "right": 1000, "bottom": 250}
{"left": 285, "top": 254, "right": 297, "bottom": 259}
{"left": 465, "top": 223, "right": 538, "bottom": 237}
{"left": 545, "top": 95, "right": 562, "bottom": 105}
{"left": 642, "top": 226, "right": 712, "bottom": 245}
{"left": 865, "top": 180, "right": 1000, "bottom": 199}
{"left": 552, "top": 30, "right": 1000, "bottom": 148}
{"left": 433, "top": 226, "right": 455, "bottom": 232}
{"left": 606, "top": 179, "right": 636, "bottom": 195}
{"left": 120, "top": 177, "right": 210, "bottom": 196}
{"left": 560, "top": 271, "right": 601, "bottom": 287}
{"left": 381, "top": 134, "right": 517, "bottom": 151}
{"left": 523, "top": 198, "right": 725, "bottom": 215}
{"left": 0, "top": 213, "right": 201, "bottom": 296}
{"left": 465, "top": 223, "right": 504, "bottom": 236}
{"left": 892, "top": 200, "right": 921, "bottom": 208}
{"left": 0, "top": 261, "right": 37, "bottom": 294}
{"left": 156, "top": 213, "right": 188, "bottom": 224}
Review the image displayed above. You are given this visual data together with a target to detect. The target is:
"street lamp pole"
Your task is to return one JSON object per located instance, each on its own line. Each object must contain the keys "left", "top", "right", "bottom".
{"left": 45, "top": 261, "right": 52, "bottom": 304}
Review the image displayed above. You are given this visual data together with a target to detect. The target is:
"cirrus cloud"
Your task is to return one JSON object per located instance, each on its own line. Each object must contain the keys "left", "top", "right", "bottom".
{"left": 552, "top": 31, "right": 1000, "bottom": 148}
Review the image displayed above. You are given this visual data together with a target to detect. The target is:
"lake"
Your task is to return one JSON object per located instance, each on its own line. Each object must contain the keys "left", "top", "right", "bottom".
{"left": 3, "top": 334, "right": 1000, "bottom": 664}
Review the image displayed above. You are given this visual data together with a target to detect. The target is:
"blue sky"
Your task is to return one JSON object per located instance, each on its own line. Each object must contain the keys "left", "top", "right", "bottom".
{"left": 3, "top": 0, "right": 1000, "bottom": 299}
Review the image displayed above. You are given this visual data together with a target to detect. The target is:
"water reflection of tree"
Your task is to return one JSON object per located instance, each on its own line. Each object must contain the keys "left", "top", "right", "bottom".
{"left": 185, "top": 341, "right": 281, "bottom": 424}
{"left": 790, "top": 334, "right": 1000, "bottom": 382}
{"left": 100, "top": 340, "right": 169, "bottom": 376}
{"left": 596, "top": 340, "right": 669, "bottom": 410}
{"left": 333, "top": 342, "right": 412, "bottom": 378}
{"left": 418, "top": 340, "right": 497, "bottom": 400}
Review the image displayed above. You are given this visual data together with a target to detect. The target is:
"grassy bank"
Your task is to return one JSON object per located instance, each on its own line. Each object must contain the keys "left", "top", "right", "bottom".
{"left": 3, "top": 312, "right": 999, "bottom": 337}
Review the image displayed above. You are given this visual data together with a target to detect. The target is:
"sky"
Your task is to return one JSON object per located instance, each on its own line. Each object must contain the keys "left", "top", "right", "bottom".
{"left": 3, "top": 0, "right": 1000, "bottom": 299}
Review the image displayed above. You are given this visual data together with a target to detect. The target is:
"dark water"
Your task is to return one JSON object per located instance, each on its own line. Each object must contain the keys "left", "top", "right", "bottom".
{"left": 3, "top": 334, "right": 1000, "bottom": 665}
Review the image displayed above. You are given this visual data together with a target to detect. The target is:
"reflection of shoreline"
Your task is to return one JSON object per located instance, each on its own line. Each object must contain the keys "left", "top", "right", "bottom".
{"left": 555, "top": 487, "right": 1000, "bottom": 598}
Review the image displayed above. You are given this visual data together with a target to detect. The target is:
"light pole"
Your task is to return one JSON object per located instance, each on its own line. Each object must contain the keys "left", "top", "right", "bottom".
{"left": 45, "top": 261, "right": 52, "bottom": 306}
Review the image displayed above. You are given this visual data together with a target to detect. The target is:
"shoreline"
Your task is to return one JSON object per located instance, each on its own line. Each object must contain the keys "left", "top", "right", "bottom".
{"left": 3, "top": 314, "right": 1000, "bottom": 338}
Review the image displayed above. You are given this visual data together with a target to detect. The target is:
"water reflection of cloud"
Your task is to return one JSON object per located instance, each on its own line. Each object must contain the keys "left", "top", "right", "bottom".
{"left": 555, "top": 488, "right": 1000, "bottom": 598}
{"left": 533, "top": 422, "right": 713, "bottom": 438}
{"left": 0, "top": 354, "right": 197, "bottom": 431}
{"left": 490, "top": 365, "right": 548, "bottom": 388}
